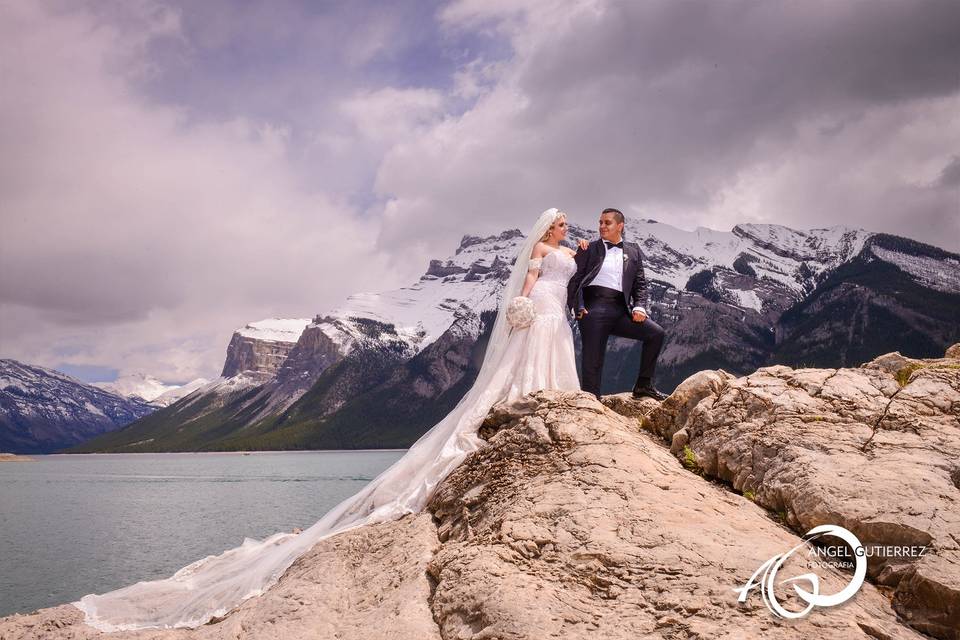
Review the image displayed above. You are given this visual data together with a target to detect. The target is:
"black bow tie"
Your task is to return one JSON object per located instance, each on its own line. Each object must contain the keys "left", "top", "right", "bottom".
{"left": 605, "top": 240, "right": 624, "bottom": 249}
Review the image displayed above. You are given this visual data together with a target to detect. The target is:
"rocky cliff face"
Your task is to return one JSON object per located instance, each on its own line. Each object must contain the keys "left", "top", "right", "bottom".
{"left": 5, "top": 345, "right": 957, "bottom": 639}
{"left": 219, "top": 318, "right": 311, "bottom": 380}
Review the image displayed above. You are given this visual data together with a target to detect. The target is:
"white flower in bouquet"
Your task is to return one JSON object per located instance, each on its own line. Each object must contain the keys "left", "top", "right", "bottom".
{"left": 506, "top": 296, "right": 536, "bottom": 329}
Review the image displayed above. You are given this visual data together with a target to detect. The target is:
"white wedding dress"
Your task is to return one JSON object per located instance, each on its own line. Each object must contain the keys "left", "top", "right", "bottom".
{"left": 74, "top": 208, "right": 581, "bottom": 631}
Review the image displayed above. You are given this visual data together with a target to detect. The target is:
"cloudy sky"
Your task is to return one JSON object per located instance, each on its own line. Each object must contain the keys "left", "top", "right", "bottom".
{"left": 1, "top": 0, "right": 958, "bottom": 385}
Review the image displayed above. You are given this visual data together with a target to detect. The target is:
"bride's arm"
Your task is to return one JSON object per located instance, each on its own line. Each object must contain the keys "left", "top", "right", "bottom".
{"left": 520, "top": 245, "right": 545, "bottom": 297}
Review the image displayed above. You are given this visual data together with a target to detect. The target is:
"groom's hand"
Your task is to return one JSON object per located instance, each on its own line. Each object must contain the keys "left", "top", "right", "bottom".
{"left": 576, "top": 307, "right": 588, "bottom": 320}
{"left": 632, "top": 310, "right": 647, "bottom": 323}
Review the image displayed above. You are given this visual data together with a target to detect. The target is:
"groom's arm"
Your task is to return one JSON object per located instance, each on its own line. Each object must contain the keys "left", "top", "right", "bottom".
{"left": 568, "top": 244, "right": 591, "bottom": 315}
{"left": 630, "top": 246, "right": 649, "bottom": 317}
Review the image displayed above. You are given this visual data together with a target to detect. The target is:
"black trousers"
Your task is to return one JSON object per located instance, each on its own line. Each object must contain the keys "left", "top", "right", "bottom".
{"left": 577, "top": 286, "right": 665, "bottom": 397}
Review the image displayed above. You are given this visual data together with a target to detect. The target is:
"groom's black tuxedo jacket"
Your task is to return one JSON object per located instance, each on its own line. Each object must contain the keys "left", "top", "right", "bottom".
{"left": 567, "top": 239, "right": 649, "bottom": 315}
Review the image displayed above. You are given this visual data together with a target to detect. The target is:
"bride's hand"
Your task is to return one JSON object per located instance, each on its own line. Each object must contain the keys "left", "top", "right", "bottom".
{"left": 577, "top": 239, "right": 589, "bottom": 250}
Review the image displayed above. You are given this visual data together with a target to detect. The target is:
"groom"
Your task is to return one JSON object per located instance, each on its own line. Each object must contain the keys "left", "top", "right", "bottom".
{"left": 568, "top": 208, "right": 667, "bottom": 401}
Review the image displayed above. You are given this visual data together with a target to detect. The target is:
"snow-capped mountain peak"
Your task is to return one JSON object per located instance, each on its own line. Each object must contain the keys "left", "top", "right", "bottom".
{"left": 311, "top": 229, "right": 524, "bottom": 357}
{"left": 614, "top": 217, "right": 873, "bottom": 294}
{"left": 93, "top": 372, "right": 179, "bottom": 402}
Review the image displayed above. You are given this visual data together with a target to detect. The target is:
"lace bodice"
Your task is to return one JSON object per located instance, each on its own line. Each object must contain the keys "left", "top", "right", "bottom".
{"left": 529, "top": 249, "right": 577, "bottom": 284}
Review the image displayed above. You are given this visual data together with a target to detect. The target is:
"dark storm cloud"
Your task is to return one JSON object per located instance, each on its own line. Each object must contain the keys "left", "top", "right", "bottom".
{"left": 376, "top": 0, "right": 960, "bottom": 254}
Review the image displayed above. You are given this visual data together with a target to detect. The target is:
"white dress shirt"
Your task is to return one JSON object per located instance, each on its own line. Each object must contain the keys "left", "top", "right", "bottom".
{"left": 587, "top": 240, "right": 646, "bottom": 315}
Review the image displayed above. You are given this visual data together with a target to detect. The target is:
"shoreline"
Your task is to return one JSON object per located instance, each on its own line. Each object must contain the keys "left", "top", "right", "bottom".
{"left": 0, "top": 452, "right": 35, "bottom": 462}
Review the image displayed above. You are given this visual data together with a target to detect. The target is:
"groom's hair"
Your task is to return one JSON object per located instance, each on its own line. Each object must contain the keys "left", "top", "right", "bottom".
{"left": 601, "top": 208, "right": 624, "bottom": 224}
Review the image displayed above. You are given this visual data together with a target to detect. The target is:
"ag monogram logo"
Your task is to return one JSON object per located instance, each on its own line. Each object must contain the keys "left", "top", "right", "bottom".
{"left": 733, "top": 524, "right": 867, "bottom": 619}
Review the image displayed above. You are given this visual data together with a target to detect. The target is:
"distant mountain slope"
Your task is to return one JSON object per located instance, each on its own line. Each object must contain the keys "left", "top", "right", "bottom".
{"left": 93, "top": 373, "right": 211, "bottom": 407}
{"left": 71, "top": 220, "right": 960, "bottom": 453}
{"left": 0, "top": 359, "right": 156, "bottom": 453}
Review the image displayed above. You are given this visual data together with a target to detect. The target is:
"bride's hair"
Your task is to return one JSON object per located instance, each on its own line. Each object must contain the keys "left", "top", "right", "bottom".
{"left": 539, "top": 210, "right": 566, "bottom": 242}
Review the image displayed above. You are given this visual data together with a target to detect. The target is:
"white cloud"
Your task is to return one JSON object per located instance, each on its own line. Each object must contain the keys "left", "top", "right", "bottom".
{"left": 341, "top": 87, "right": 446, "bottom": 145}
{"left": 0, "top": 2, "right": 400, "bottom": 382}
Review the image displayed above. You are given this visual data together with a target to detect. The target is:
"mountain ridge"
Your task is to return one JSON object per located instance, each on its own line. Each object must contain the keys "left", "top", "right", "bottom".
{"left": 64, "top": 217, "right": 960, "bottom": 452}
{"left": 0, "top": 359, "right": 156, "bottom": 453}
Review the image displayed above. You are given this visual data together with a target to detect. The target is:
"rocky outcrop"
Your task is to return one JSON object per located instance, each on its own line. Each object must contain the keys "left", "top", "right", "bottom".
{"left": 6, "top": 348, "right": 952, "bottom": 638}
{"left": 220, "top": 320, "right": 311, "bottom": 380}
{"left": 644, "top": 344, "right": 960, "bottom": 640}
{"left": 425, "top": 391, "right": 921, "bottom": 639}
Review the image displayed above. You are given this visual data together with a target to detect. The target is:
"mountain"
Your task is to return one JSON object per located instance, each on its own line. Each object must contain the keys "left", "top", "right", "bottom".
{"left": 0, "top": 359, "right": 156, "bottom": 453}
{"left": 70, "top": 231, "right": 522, "bottom": 452}
{"left": 149, "top": 378, "right": 212, "bottom": 407}
{"left": 93, "top": 373, "right": 179, "bottom": 402}
{"left": 70, "top": 219, "right": 960, "bottom": 453}
{"left": 596, "top": 222, "right": 960, "bottom": 391}
{"left": 93, "top": 373, "right": 211, "bottom": 407}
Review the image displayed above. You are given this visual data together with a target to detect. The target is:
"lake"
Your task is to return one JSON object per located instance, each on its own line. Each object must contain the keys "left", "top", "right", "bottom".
{"left": 0, "top": 450, "right": 405, "bottom": 618}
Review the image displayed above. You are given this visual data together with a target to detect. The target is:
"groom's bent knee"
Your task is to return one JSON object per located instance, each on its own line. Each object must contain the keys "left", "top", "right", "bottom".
{"left": 646, "top": 318, "right": 665, "bottom": 340}
{"left": 612, "top": 314, "right": 663, "bottom": 342}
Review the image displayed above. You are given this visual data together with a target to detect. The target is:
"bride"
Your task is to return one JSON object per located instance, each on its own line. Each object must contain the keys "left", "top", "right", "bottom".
{"left": 74, "top": 207, "right": 585, "bottom": 631}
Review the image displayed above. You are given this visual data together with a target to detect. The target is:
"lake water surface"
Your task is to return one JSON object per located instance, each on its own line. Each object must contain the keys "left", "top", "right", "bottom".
{"left": 0, "top": 450, "right": 404, "bottom": 617}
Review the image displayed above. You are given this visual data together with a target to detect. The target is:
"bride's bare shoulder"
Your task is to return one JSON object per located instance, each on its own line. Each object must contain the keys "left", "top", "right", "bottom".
{"left": 530, "top": 242, "right": 549, "bottom": 259}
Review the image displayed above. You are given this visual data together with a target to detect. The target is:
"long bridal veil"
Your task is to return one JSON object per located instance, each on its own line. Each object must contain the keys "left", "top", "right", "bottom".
{"left": 74, "top": 207, "right": 565, "bottom": 631}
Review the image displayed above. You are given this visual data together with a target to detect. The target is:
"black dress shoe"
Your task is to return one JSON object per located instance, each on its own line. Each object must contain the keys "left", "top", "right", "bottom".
{"left": 632, "top": 385, "right": 667, "bottom": 401}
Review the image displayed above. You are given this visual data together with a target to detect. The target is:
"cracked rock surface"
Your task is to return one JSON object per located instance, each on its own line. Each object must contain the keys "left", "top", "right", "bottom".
{"left": 646, "top": 345, "right": 960, "bottom": 640}
{"left": 426, "top": 391, "right": 923, "bottom": 639}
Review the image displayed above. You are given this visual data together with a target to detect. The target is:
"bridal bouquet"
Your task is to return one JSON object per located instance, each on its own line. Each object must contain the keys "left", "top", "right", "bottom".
{"left": 506, "top": 296, "right": 536, "bottom": 329}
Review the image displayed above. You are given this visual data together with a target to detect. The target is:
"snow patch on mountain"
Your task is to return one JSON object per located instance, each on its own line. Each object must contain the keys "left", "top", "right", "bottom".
{"left": 628, "top": 219, "right": 872, "bottom": 295}
{"left": 182, "top": 372, "right": 267, "bottom": 406}
{"left": 236, "top": 318, "right": 311, "bottom": 343}
{"left": 150, "top": 378, "right": 212, "bottom": 407}
{"left": 870, "top": 245, "right": 960, "bottom": 294}
{"left": 730, "top": 289, "right": 763, "bottom": 312}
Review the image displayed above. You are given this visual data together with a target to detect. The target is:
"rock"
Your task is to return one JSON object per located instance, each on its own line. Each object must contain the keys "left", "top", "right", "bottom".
{"left": 599, "top": 392, "right": 660, "bottom": 423}
{"left": 426, "top": 391, "right": 922, "bottom": 639}
{"left": 860, "top": 351, "right": 920, "bottom": 377}
{"left": 646, "top": 369, "right": 734, "bottom": 441}
{"left": 645, "top": 353, "right": 960, "bottom": 640}
{"left": 220, "top": 325, "right": 307, "bottom": 380}
{"left": 945, "top": 343, "right": 960, "bottom": 359}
